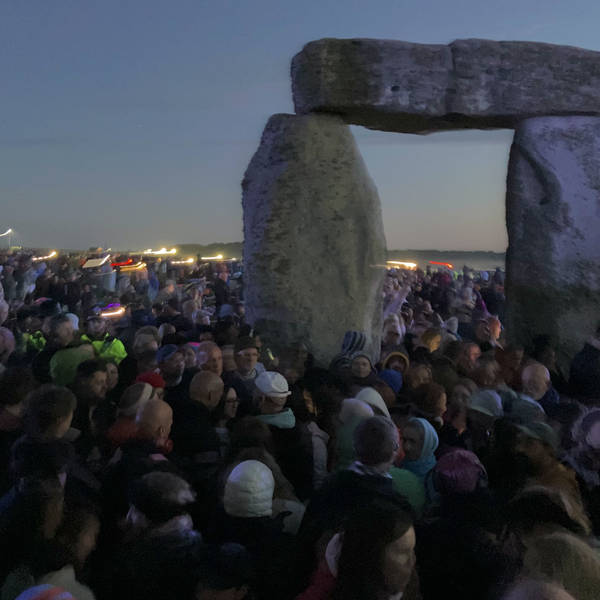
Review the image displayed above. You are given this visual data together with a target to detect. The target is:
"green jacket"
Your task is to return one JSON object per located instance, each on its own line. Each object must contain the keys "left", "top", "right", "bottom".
{"left": 81, "top": 334, "right": 127, "bottom": 364}
{"left": 50, "top": 343, "right": 96, "bottom": 386}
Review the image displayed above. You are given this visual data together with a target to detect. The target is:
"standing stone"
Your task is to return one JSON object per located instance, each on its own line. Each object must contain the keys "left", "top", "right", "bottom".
{"left": 506, "top": 116, "right": 600, "bottom": 367}
{"left": 242, "top": 113, "right": 386, "bottom": 366}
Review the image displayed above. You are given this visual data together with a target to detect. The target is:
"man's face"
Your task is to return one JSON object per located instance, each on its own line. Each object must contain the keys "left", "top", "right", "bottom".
{"left": 201, "top": 347, "right": 223, "bottom": 377}
{"left": 236, "top": 347, "right": 258, "bottom": 374}
{"left": 161, "top": 352, "right": 185, "bottom": 380}
{"left": 86, "top": 317, "right": 106, "bottom": 339}
{"left": 351, "top": 356, "right": 372, "bottom": 379}
{"left": 87, "top": 370, "right": 108, "bottom": 400}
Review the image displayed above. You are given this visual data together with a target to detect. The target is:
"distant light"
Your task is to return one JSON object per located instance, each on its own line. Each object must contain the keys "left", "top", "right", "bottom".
{"left": 429, "top": 261, "right": 454, "bottom": 270}
{"left": 119, "top": 261, "right": 146, "bottom": 272}
{"left": 0, "top": 228, "right": 12, "bottom": 237}
{"left": 171, "top": 258, "right": 194, "bottom": 265}
{"left": 32, "top": 250, "right": 58, "bottom": 261}
{"left": 386, "top": 260, "right": 417, "bottom": 270}
{"left": 201, "top": 254, "right": 223, "bottom": 260}
{"left": 143, "top": 247, "right": 177, "bottom": 255}
{"left": 111, "top": 258, "right": 134, "bottom": 267}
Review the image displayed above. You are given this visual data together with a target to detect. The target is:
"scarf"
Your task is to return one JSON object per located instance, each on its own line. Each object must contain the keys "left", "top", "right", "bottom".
{"left": 402, "top": 417, "right": 438, "bottom": 481}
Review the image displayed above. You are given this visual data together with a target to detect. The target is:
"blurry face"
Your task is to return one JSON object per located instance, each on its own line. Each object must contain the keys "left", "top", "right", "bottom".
{"left": 43, "top": 495, "right": 65, "bottom": 539}
{"left": 54, "top": 321, "right": 74, "bottom": 347}
{"left": 382, "top": 526, "right": 416, "bottom": 594}
{"left": 402, "top": 424, "right": 424, "bottom": 461}
{"left": 75, "top": 516, "right": 100, "bottom": 567}
{"left": 236, "top": 347, "right": 258, "bottom": 374}
{"left": 451, "top": 384, "right": 471, "bottom": 405}
{"left": 224, "top": 388, "right": 240, "bottom": 420}
{"left": 183, "top": 346, "right": 197, "bottom": 369}
{"left": 55, "top": 411, "right": 74, "bottom": 439}
{"left": 152, "top": 388, "right": 165, "bottom": 401}
{"left": 467, "top": 345, "right": 481, "bottom": 365}
{"left": 161, "top": 352, "right": 185, "bottom": 380}
{"left": 105, "top": 362, "right": 119, "bottom": 391}
{"left": 88, "top": 370, "right": 108, "bottom": 399}
{"left": 488, "top": 319, "right": 501, "bottom": 340}
{"left": 86, "top": 318, "right": 106, "bottom": 338}
{"left": 388, "top": 357, "right": 407, "bottom": 374}
{"left": 384, "top": 330, "right": 401, "bottom": 346}
{"left": 201, "top": 347, "right": 223, "bottom": 377}
{"left": 352, "top": 356, "right": 372, "bottom": 379}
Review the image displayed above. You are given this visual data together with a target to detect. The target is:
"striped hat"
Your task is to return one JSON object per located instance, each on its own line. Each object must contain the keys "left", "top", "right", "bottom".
{"left": 341, "top": 331, "right": 367, "bottom": 355}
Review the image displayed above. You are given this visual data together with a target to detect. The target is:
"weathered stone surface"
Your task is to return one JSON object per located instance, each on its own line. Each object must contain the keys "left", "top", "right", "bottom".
{"left": 292, "top": 38, "right": 600, "bottom": 133}
{"left": 506, "top": 116, "right": 600, "bottom": 367}
{"left": 242, "top": 113, "right": 386, "bottom": 365}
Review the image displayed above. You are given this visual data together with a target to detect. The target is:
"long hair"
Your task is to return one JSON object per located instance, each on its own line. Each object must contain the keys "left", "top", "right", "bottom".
{"left": 333, "top": 500, "right": 414, "bottom": 600}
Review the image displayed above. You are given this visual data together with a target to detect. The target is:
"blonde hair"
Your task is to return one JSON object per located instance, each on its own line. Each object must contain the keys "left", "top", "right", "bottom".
{"left": 524, "top": 532, "right": 600, "bottom": 600}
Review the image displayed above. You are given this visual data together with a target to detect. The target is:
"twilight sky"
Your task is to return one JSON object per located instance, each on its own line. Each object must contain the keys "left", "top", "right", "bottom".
{"left": 2, "top": 1, "right": 600, "bottom": 252}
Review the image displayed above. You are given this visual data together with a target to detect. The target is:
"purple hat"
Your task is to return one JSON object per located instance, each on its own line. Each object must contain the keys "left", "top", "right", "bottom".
{"left": 434, "top": 449, "right": 487, "bottom": 495}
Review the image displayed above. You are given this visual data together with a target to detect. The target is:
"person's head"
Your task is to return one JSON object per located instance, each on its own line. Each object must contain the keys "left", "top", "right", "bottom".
{"left": 135, "top": 371, "right": 166, "bottom": 400}
{"left": 450, "top": 378, "right": 478, "bottom": 405}
{"left": 521, "top": 362, "right": 551, "bottom": 401}
{"left": 234, "top": 337, "right": 259, "bottom": 375}
{"left": 230, "top": 417, "right": 274, "bottom": 455}
{"left": 404, "top": 363, "right": 433, "bottom": 391}
{"left": 501, "top": 579, "right": 575, "bottom": 600}
{"left": 254, "top": 371, "right": 291, "bottom": 415}
{"left": 127, "top": 471, "right": 196, "bottom": 531}
{"left": 472, "top": 356, "right": 502, "bottom": 388}
{"left": 47, "top": 314, "right": 74, "bottom": 348}
{"left": 333, "top": 501, "right": 416, "bottom": 600}
{"left": 433, "top": 449, "right": 487, "bottom": 496}
{"left": 402, "top": 417, "right": 439, "bottom": 462}
{"left": 523, "top": 532, "right": 600, "bottom": 600}
{"left": 0, "top": 366, "right": 35, "bottom": 413}
{"left": 420, "top": 329, "right": 442, "bottom": 353}
{"left": 157, "top": 345, "right": 185, "bottom": 383}
{"left": 118, "top": 383, "right": 154, "bottom": 418}
{"left": 135, "top": 398, "right": 173, "bottom": 447}
{"left": 382, "top": 351, "right": 410, "bottom": 374}
{"left": 54, "top": 504, "right": 101, "bottom": 570}
{"left": 189, "top": 371, "right": 225, "bottom": 411}
{"left": 223, "top": 460, "right": 274, "bottom": 518}
{"left": 383, "top": 322, "right": 402, "bottom": 347}
{"left": 353, "top": 416, "right": 400, "bottom": 471}
{"left": 105, "top": 360, "right": 119, "bottom": 392}
{"left": 457, "top": 342, "right": 481, "bottom": 374}
{"left": 350, "top": 352, "right": 374, "bottom": 380}
{"left": 74, "top": 359, "right": 108, "bottom": 402}
{"left": 24, "top": 385, "right": 77, "bottom": 440}
{"left": 180, "top": 344, "right": 197, "bottom": 369}
{"left": 213, "top": 386, "right": 240, "bottom": 423}
{"left": 412, "top": 382, "right": 447, "bottom": 420}
{"left": 197, "top": 341, "right": 223, "bottom": 377}
{"left": 195, "top": 544, "right": 253, "bottom": 600}
{"left": 85, "top": 315, "right": 106, "bottom": 339}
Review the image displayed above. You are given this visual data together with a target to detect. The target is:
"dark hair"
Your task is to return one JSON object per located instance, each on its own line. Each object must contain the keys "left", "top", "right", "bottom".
{"left": 76, "top": 359, "right": 107, "bottom": 380}
{"left": 129, "top": 472, "right": 195, "bottom": 524}
{"left": 210, "top": 384, "right": 237, "bottom": 424}
{"left": 0, "top": 366, "right": 35, "bottom": 407}
{"left": 48, "top": 314, "right": 71, "bottom": 336}
{"left": 24, "top": 385, "right": 77, "bottom": 436}
{"left": 195, "top": 543, "right": 254, "bottom": 593}
{"left": 229, "top": 417, "right": 274, "bottom": 456}
{"left": 333, "top": 500, "right": 414, "bottom": 600}
{"left": 353, "top": 416, "right": 397, "bottom": 465}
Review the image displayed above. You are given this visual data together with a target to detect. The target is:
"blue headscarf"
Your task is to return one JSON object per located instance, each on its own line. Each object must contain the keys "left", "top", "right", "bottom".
{"left": 402, "top": 417, "right": 439, "bottom": 481}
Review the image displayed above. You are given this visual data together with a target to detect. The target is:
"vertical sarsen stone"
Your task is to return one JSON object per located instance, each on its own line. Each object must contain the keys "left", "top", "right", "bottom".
{"left": 242, "top": 113, "right": 386, "bottom": 365}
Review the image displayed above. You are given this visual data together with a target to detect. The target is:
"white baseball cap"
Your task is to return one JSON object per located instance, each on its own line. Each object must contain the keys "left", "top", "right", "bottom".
{"left": 255, "top": 371, "right": 291, "bottom": 399}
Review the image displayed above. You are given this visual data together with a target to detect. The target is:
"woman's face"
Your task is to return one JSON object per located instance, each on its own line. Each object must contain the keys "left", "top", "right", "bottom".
{"left": 224, "top": 388, "right": 239, "bottom": 420}
{"left": 183, "top": 346, "right": 197, "bottom": 369}
{"left": 381, "top": 526, "right": 417, "bottom": 594}
{"left": 352, "top": 356, "right": 372, "bottom": 379}
{"left": 402, "top": 424, "right": 424, "bottom": 461}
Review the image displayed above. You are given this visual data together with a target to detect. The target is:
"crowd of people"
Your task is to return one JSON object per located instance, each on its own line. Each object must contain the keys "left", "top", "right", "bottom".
{"left": 0, "top": 250, "right": 599, "bottom": 600}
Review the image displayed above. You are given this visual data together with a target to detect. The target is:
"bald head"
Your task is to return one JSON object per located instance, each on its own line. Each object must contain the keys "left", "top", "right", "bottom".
{"left": 522, "top": 362, "right": 551, "bottom": 401}
{"left": 136, "top": 398, "right": 173, "bottom": 445}
{"left": 189, "top": 370, "right": 224, "bottom": 410}
{"left": 197, "top": 341, "right": 223, "bottom": 377}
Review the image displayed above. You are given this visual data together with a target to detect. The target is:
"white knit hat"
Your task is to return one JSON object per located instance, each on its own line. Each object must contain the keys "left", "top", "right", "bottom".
{"left": 355, "top": 387, "right": 391, "bottom": 418}
{"left": 223, "top": 460, "right": 275, "bottom": 518}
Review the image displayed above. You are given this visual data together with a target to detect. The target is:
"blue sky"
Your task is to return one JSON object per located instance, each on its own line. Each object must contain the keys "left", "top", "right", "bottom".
{"left": 2, "top": 0, "right": 599, "bottom": 251}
